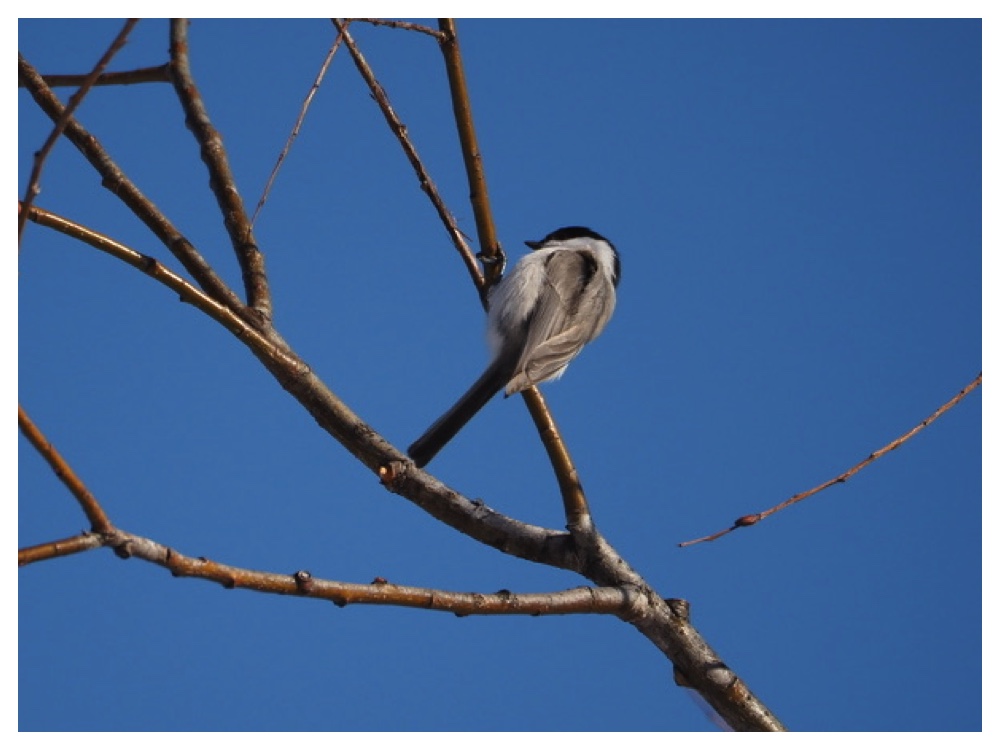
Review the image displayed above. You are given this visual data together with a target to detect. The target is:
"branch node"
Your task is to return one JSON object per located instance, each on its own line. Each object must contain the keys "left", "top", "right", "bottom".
{"left": 378, "top": 461, "right": 406, "bottom": 490}
{"left": 666, "top": 598, "right": 691, "bottom": 621}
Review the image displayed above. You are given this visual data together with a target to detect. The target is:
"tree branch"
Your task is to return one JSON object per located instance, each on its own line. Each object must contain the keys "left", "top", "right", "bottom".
{"left": 18, "top": 53, "right": 250, "bottom": 320}
{"left": 18, "top": 404, "right": 113, "bottom": 534}
{"left": 169, "top": 19, "right": 272, "bottom": 323}
{"left": 351, "top": 19, "right": 447, "bottom": 40}
{"left": 17, "top": 19, "right": 139, "bottom": 244}
{"left": 16, "top": 64, "right": 172, "bottom": 88}
{"left": 332, "top": 19, "right": 483, "bottom": 292}
{"left": 250, "top": 28, "right": 344, "bottom": 229}
{"left": 680, "top": 372, "right": 983, "bottom": 546}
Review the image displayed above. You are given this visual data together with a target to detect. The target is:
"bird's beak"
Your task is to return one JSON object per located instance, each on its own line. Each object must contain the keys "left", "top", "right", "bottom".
{"left": 525, "top": 240, "right": 542, "bottom": 250}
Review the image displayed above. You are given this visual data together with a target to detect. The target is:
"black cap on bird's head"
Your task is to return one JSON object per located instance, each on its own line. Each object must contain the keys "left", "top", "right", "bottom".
{"left": 525, "top": 226, "right": 620, "bottom": 287}
{"left": 525, "top": 226, "right": 611, "bottom": 250}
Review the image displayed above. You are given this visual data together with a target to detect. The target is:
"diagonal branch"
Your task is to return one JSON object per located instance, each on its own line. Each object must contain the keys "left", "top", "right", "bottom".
{"left": 18, "top": 53, "right": 249, "bottom": 320}
{"left": 18, "top": 405, "right": 113, "bottom": 534}
{"left": 679, "top": 371, "right": 983, "bottom": 547}
{"left": 250, "top": 27, "right": 344, "bottom": 229}
{"left": 21, "top": 203, "right": 577, "bottom": 571}
{"left": 17, "top": 388, "right": 636, "bottom": 618}
{"left": 17, "top": 19, "right": 139, "bottom": 244}
{"left": 23, "top": 201, "right": 786, "bottom": 731}
{"left": 169, "top": 19, "right": 272, "bottom": 323}
{"left": 332, "top": 19, "right": 483, "bottom": 292}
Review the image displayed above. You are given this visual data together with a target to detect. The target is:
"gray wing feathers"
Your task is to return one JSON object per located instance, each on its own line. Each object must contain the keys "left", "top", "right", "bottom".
{"left": 504, "top": 249, "right": 615, "bottom": 395}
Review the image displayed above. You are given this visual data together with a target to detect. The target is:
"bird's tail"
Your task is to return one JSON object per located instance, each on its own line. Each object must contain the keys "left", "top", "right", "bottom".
{"left": 407, "top": 355, "right": 515, "bottom": 468}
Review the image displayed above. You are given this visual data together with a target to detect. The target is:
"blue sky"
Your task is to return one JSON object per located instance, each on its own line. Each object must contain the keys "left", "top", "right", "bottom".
{"left": 18, "top": 18, "right": 982, "bottom": 732}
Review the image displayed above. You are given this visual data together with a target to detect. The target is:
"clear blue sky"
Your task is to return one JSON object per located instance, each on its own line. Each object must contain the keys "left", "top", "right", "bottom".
{"left": 19, "top": 18, "right": 982, "bottom": 732}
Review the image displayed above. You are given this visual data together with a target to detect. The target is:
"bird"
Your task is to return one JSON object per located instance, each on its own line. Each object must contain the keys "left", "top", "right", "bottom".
{"left": 407, "top": 226, "right": 620, "bottom": 468}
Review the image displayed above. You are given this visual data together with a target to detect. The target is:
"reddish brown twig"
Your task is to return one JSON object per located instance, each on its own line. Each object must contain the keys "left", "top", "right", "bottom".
{"left": 18, "top": 405, "right": 113, "bottom": 534}
{"left": 18, "top": 533, "right": 105, "bottom": 566}
{"left": 680, "top": 372, "right": 983, "bottom": 546}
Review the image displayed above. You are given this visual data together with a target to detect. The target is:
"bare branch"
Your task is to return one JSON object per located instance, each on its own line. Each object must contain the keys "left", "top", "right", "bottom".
{"left": 350, "top": 18, "right": 447, "bottom": 40}
{"left": 17, "top": 19, "right": 139, "bottom": 244}
{"left": 82, "top": 528, "right": 646, "bottom": 616}
{"left": 21, "top": 204, "right": 581, "bottom": 571}
{"left": 18, "top": 54, "right": 249, "bottom": 320}
{"left": 18, "top": 24, "right": 794, "bottom": 731}
{"left": 680, "top": 371, "right": 983, "bottom": 547}
{"left": 169, "top": 19, "right": 272, "bottom": 323}
{"left": 23, "top": 197, "right": 785, "bottom": 729}
{"left": 17, "top": 64, "right": 172, "bottom": 88}
{"left": 332, "top": 19, "right": 483, "bottom": 291}
{"left": 18, "top": 533, "right": 105, "bottom": 566}
{"left": 437, "top": 19, "right": 501, "bottom": 286}
{"left": 250, "top": 28, "right": 344, "bottom": 229}
{"left": 18, "top": 404, "right": 113, "bottom": 534}
{"left": 15, "top": 396, "right": 630, "bottom": 617}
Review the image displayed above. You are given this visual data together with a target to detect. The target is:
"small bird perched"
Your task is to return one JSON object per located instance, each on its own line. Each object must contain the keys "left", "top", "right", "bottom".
{"left": 407, "top": 226, "right": 620, "bottom": 468}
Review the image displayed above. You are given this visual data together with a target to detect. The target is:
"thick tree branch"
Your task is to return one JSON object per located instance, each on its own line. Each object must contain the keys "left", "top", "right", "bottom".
{"left": 21, "top": 204, "right": 577, "bottom": 571}
{"left": 22, "top": 201, "right": 785, "bottom": 728}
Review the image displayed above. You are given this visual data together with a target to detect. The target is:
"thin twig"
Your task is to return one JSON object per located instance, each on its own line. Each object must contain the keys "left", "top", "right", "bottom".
{"left": 250, "top": 28, "right": 345, "bottom": 229}
{"left": 17, "top": 19, "right": 139, "bottom": 244}
{"left": 332, "top": 19, "right": 482, "bottom": 291}
{"left": 169, "top": 19, "right": 272, "bottom": 323}
{"left": 22, "top": 204, "right": 298, "bottom": 374}
{"left": 350, "top": 18, "right": 447, "bottom": 39}
{"left": 17, "top": 64, "right": 172, "bottom": 88}
{"left": 18, "top": 405, "right": 113, "bottom": 534}
{"left": 680, "top": 372, "right": 983, "bottom": 547}
{"left": 18, "top": 54, "right": 248, "bottom": 320}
